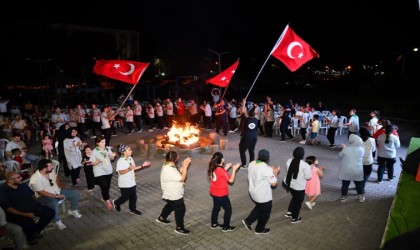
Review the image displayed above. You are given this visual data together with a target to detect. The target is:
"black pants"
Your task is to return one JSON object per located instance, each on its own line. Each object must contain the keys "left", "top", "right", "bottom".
{"left": 203, "top": 116, "right": 212, "bottom": 129}
{"left": 114, "top": 186, "right": 137, "bottom": 211}
{"left": 91, "top": 122, "right": 102, "bottom": 136}
{"left": 84, "top": 165, "right": 95, "bottom": 190}
{"left": 362, "top": 164, "right": 373, "bottom": 193}
{"left": 300, "top": 128, "right": 308, "bottom": 141}
{"left": 288, "top": 188, "right": 305, "bottom": 220}
{"left": 70, "top": 167, "right": 81, "bottom": 186}
{"left": 77, "top": 123, "right": 86, "bottom": 139}
{"left": 103, "top": 128, "right": 112, "bottom": 147}
{"left": 7, "top": 204, "right": 54, "bottom": 242}
{"left": 264, "top": 121, "right": 274, "bottom": 137}
{"left": 239, "top": 136, "right": 257, "bottom": 166}
{"left": 211, "top": 195, "right": 232, "bottom": 228}
{"left": 159, "top": 198, "right": 186, "bottom": 229}
{"left": 94, "top": 174, "right": 113, "bottom": 201}
{"left": 280, "top": 122, "right": 294, "bottom": 140}
{"left": 134, "top": 115, "right": 142, "bottom": 131}
{"left": 215, "top": 116, "right": 227, "bottom": 136}
{"left": 327, "top": 127, "right": 337, "bottom": 145}
{"left": 243, "top": 200, "right": 272, "bottom": 233}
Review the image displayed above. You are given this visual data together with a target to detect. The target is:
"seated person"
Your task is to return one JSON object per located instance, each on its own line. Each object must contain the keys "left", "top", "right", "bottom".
{"left": 10, "top": 114, "right": 32, "bottom": 143}
{"left": 11, "top": 148, "right": 32, "bottom": 171}
{"left": 5, "top": 133, "right": 41, "bottom": 169}
{"left": 0, "top": 206, "right": 26, "bottom": 250}
{"left": 29, "top": 159, "right": 82, "bottom": 231}
{"left": 0, "top": 171, "right": 54, "bottom": 245}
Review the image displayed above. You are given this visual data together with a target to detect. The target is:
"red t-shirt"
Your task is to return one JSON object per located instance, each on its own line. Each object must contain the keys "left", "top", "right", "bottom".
{"left": 209, "top": 167, "right": 230, "bottom": 197}
{"left": 177, "top": 101, "right": 185, "bottom": 115}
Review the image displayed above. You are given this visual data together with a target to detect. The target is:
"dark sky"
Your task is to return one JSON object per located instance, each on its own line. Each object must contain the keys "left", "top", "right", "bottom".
{"left": 16, "top": 0, "right": 420, "bottom": 65}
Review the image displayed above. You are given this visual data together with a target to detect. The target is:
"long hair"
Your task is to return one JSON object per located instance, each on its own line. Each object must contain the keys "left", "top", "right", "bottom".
{"left": 165, "top": 151, "right": 178, "bottom": 168}
{"left": 384, "top": 124, "right": 393, "bottom": 144}
{"left": 208, "top": 152, "right": 223, "bottom": 181}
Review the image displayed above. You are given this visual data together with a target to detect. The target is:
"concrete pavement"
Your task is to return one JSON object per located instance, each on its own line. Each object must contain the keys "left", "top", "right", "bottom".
{"left": 27, "top": 119, "right": 414, "bottom": 250}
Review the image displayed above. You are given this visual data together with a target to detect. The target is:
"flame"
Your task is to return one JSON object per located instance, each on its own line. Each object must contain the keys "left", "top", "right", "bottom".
{"left": 167, "top": 122, "right": 200, "bottom": 145}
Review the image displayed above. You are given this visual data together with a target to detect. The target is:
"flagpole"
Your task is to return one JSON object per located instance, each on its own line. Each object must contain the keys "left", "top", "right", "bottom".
{"left": 221, "top": 87, "right": 228, "bottom": 101}
{"left": 244, "top": 25, "right": 288, "bottom": 100}
{"left": 116, "top": 82, "right": 139, "bottom": 112}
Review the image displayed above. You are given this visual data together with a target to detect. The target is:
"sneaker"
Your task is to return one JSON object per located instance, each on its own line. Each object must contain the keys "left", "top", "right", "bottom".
{"left": 255, "top": 228, "right": 270, "bottom": 234}
{"left": 359, "top": 195, "right": 365, "bottom": 203}
{"left": 284, "top": 212, "right": 292, "bottom": 218}
{"left": 90, "top": 136, "right": 96, "bottom": 139}
{"left": 222, "top": 226, "right": 236, "bottom": 232}
{"left": 291, "top": 217, "right": 302, "bottom": 224}
{"left": 305, "top": 201, "right": 312, "bottom": 210}
{"left": 328, "top": 144, "right": 336, "bottom": 148}
{"left": 241, "top": 220, "right": 252, "bottom": 231}
{"left": 377, "top": 180, "right": 383, "bottom": 184}
{"left": 388, "top": 176, "right": 396, "bottom": 181}
{"left": 299, "top": 140, "right": 306, "bottom": 144}
{"left": 240, "top": 165, "right": 247, "bottom": 169}
{"left": 55, "top": 220, "right": 67, "bottom": 230}
{"left": 68, "top": 210, "right": 82, "bottom": 218}
{"left": 137, "top": 129, "right": 143, "bottom": 133}
{"left": 311, "top": 202, "right": 316, "bottom": 207}
{"left": 130, "top": 209, "right": 142, "bottom": 215}
{"left": 234, "top": 128, "right": 238, "bottom": 132}
{"left": 112, "top": 200, "right": 121, "bottom": 212}
{"left": 340, "top": 196, "right": 347, "bottom": 202}
{"left": 229, "top": 130, "right": 235, "bottom": 133}
{"left": 174, "top": 228, "right": 190, "bottom": 235}
{"left": 163, "top": 127, "right": 168, "bottom": 130}
{"left": 148, "top": 129, "right": 154, "bottom": 132}
{"left": 210, "top": 223, "right": 222, "bottom": 229}
{"left": 156, "top": 217, "right": 171, "bottom": 224}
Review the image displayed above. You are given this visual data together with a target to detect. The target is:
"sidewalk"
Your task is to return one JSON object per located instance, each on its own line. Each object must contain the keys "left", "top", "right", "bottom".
{"left": 27, "top": 122, "right": 410, "bottom": 250}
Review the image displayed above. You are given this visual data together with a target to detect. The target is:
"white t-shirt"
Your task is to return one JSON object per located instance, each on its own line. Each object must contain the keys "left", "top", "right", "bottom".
{"left": 90, "top": 148, "right": 114, "bottom": 177}
{"left": 30, "top": 170, "right": 61, "bottom": 197}
{"left": 160, "top": 163, "right": 183, "bottom": 200}
{"left": 116, "top": 157, "right": 136, "bottom": 188}
{"left": 247, "top": 160, "right": 277, "bottom": 203}
{"left": 101, "top": 112, "right": 111, "bottom": 129}
{"left": 284, "top": 158, "right": 312, "bottom": 191}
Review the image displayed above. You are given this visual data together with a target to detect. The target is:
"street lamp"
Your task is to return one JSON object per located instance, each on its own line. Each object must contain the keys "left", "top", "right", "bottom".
{"left": 208, "top": 49, "right": 229, "bottom": 73}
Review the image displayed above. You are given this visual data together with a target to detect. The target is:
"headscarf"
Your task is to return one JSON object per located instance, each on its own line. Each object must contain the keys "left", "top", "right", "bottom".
{"left": 285, "top": 147, "right": 305, "bottom": 185}
{"left": 118, "top": 144, "right": 130, "bottom": 154}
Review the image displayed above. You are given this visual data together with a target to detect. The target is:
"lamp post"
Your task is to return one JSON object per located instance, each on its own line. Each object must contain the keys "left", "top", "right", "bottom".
{"left": 208, "top": 49, "right": 229, "bottom": 73}
{"left": 208, "top": 49, "right": 229, "bottom": 101}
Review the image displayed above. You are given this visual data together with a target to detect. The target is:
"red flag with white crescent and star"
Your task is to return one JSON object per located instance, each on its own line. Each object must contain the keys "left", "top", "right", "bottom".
{"left": 206, "top": 59, "right": 239, "bottom": 87}
{"left": 271, "top": 25, "right": 319, "bottom": 72}
{"left": 93, "top": 60, "right": 150, "bottom": 85}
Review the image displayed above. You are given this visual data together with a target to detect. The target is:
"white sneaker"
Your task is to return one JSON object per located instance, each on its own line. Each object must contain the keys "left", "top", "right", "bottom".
{"left": 55, "top": 220, "right": 67, "bottom": 230}
{"left": 68, "top": 210, "right": 82, "bottom": 218}
{"left": 305, "top": 201, "right": 312, "bottom": 210}
{"left": 299, "top": 140, "right": 306, "bottom": 144}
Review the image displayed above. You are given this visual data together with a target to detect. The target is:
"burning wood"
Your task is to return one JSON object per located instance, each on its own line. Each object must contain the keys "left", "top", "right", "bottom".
{"left": 166, "top": 122, "right": 200, "bottom": 146}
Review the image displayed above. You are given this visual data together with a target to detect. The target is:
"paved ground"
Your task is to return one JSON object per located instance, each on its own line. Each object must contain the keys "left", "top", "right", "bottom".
{"left": 25, "top": 115, "right": 417, "bottom": 250}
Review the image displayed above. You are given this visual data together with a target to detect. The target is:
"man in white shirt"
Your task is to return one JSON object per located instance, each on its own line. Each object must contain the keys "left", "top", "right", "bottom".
{"left": 29, "top": 159, "right": 82, "bottom": 230}
{"left": 5, "top": 133, "right": 41, "bottom": 168}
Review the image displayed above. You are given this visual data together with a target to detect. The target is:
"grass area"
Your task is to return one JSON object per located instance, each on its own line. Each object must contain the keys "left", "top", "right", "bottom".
{"left": 381, "top": 138, "right": 420, "bottom": 247}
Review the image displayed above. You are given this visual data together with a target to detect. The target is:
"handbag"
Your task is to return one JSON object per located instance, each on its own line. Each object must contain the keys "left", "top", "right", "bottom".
{"left": 282, "top": 180, "right": 290, "bottom": 193}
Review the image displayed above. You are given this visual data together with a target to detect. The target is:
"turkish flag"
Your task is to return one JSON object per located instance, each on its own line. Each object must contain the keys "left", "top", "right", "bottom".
{"left": 271, "top": 25, "right": 319, "bottom": 72}
{"left": 206, "top": 59, "right": 239, "bottom": 87}
{"left": 93, "top": 60, "right": 150, "bottom": 85}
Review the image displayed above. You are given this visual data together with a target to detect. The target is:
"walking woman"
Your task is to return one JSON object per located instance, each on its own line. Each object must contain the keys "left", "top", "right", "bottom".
{"left": 90, "top": 135, "right": 116, "bottom": 209}
{"left": 156, "top": 151, "right": 192, "bottom": 235}
{"left": 207, "top": 152, "right": 240, "bottom": 232}
{"left": 284, "top": 147, "right": 312, "bottom": 223}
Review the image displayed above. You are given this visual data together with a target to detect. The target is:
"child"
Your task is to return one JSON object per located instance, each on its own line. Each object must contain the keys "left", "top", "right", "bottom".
{"left": 112, "top": 144, "right": 151, "bottom": 215}
{"left": 42, "top": 135, "right": 54, "bottom": 159}
{"left": 81, "top": 146, "right": 95, "bottom": 194}
{"left": 11, "top": 148, "right": 32, "bottom": 180}
{"left": 207, "top": 152, "right": 240, "bottom": 232}
{"left": 310, "top": 114, "right": 321, "bottom": 145}
{"left": 304, "top": 155, "right": 325, "bottom": 210}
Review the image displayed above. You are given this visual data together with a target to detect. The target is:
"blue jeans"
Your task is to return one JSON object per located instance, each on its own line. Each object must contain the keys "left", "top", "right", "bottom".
{"left": 26, "top": 154, "right": 41, "bottom": 169}
{"left": 38, "top": 189, "right": 80, "bottom": 222}
{"left": 211, "top": 195, "right": 232, "bottom": 228}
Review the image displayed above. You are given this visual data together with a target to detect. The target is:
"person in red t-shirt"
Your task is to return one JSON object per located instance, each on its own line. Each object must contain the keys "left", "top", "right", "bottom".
{"left": 174, "top": 97, "right": 185, "bottom": 124}
{"left": 207, "top": 152, "right": 240, "bottom": 232}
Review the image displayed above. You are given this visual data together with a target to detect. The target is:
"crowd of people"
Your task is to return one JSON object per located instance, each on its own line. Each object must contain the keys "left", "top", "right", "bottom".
{"left": 0, "top": 95, "right": 402, "bottom": 247}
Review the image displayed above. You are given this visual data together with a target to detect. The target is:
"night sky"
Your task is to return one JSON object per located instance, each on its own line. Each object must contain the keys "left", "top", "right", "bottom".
{"left": 13, "top": 0, "right": 420, "bottom": 64}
